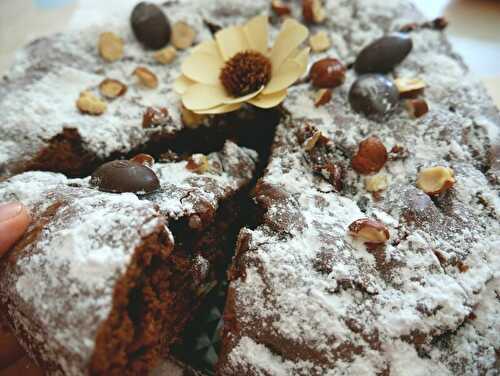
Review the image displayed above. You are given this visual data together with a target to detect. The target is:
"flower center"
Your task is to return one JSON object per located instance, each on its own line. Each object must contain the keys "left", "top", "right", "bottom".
{"left": 220, "top": 51, "right": 272, "bottom": 97}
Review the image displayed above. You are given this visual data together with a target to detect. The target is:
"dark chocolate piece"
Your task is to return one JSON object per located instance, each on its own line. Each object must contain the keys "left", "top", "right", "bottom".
{"left": 131, "top": 2, "right": 171, "bottom": 49}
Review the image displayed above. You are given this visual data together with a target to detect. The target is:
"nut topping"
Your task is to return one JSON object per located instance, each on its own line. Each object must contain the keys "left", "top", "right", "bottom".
{"left": 302, "top": 0, "right": 326, "bottom": 24}
{"left": 130, "top": 153, "right": 155, "bottom": 168}
{"left": 133, "top": 67, "right": 158, "bottom": 88}
{"left": 416, "top": 166, "right": 455, "bottom": 196}
{"left": 142, "top": 107, "right": 169, "bottom": 128}
{"left": 314, "top": 89, "right": 332, "bottom": 107}
{"left": 365, "top": 175, "right": 388, "bottom": 192}
{"left": 395, "top": 77, "right": 426, "bottom": 98}
{"left": 348, "top": 218, "right": 390, "bottom": 244}
{"left": 154, "top": 46, "right": 177, "bottom": 64}
{"left": 98, "top": 32, "right": 124, "bottom": 62}
{"left": 186, "top": 154, "right": 210, "bottom": 173}
{"left": 405, "top": 98, "right": 429, "bottom": 118}
{"left": 310, "top": 58, "right": 346, "bottom": 88}
{"left": 99, "top": 79, "right": 127, "bottom": 98}
{"left": 76, "top": 91, "right": 107, "bottom": 115}
{"left": 171, "top": 21, "right": 197, "bottom": 50}
{"left": 309, "top": 31, "right": 331, "bottom": 52}
{"left": 271, "top": 0, "right": 292, "bottom": 16}
{"left": 303, "top": 130, "right": 324, "bottom": 151}
{"left": 352, "top": 136, "right": 388, "bottom": 174}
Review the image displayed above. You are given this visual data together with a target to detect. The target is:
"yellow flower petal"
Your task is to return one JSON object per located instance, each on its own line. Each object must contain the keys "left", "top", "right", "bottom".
{"left": 222, "top": 86, "right": 264, "bottom": 105}
{"left": 262, "top": 60, "right": 302, "bottom": 95}
{"left": 191, "top": 39, "right": 221, "bottom": 57}
{"left": 182, "top": 83, "right": 231, "bottom": 110}
{"left": 173, "top": 75, "right": 196, "bottom": 94}
{"left": 243, "top": 15, "right": 268, "bottom": 55}
{"left": 215, "top": 26, "right": 249, "bottom": 61}
{"left": 195, "top": 103, "right": 242, "bottom": 114}
{"left": 248, "top": 89, "right": 288, "bottom": 109}
{"left": 181, "top": 52, "right": 223, "bottom": 85}
{"left": 292, "top": 47, "right": 310, "bottom": 76}
{"left": 270, "top": 19, "right": 309, "bottom": 74}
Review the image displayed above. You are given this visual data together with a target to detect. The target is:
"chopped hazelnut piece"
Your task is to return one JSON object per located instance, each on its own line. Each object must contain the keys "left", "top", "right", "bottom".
{"left": 171, "top": 21, "right": 197, "bottom": 50}
{"left": 304, "top": 130, "right": 323, "bottom": 151}
{"left": 76, "top": 91, "right": 107, "bottom": 115}
{"left": 142, "top": 107, "right": 169, "bottom": 128}
{"left": 271, "top": 0, "right": 292, "bottom": 16}
{"left": 302, "top": 0, "right": 326, "bottom": 24}
{"left": 133, "top": 67, "right": 158, "bottom": 89}
{"left": 352, "top": 136, "right": 388, "bottom": 175}
{"left": 348, "top": 218, "right": 390, "bottom": 245}
{"left": 130, "top": 153, "right": 155, "bottom": 168}
{"left": 417, "top": 166, "right": 455, "bottom": 196}
{"left": 154, "top": 46, "right": 177, "bottom": 65}
{"left": 395, "top": 77, "right": 426, "bottom": 98}
{"left": 406, "top": 98, "right": 429, "bottom": 118}
{"left": 309, "top": 31, "right": 331, "bottom": 52}
{"left": 365, "top": 175, "right": 388, "bottom": 192}
{"left": 314, "top": 89, "right": 332, "bottom": 107}
{"left": 98, "top": 32, "right": 124, "bottom": 62}
{"left": 99, "top": 79, "right": 127, "bottom": 99}
{"left": 181, "top": 105, "right": 206, "bottom": 129}
{"left": 186, "top": 154, "right": 210, "bottom": 173}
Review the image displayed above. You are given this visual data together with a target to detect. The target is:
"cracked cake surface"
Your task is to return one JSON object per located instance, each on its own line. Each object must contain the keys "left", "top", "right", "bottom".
{"left": 0, "top": 141, "right": 256, "bottom": 375}
{"left": 0, "top": 0, "right": 499, "bottom": 375}
{"left": 217, "top": 0, "right": 500, "bottom": 375}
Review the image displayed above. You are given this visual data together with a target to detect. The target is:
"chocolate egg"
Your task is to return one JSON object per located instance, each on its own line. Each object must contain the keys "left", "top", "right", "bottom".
{"left": 91, "top": 160, "right": 160, "bottom": 194}
{"left": 349, "top": 74, "right": 399, "bottom": 118}
{"left": 131, "top": 2, "right": 171, "bottom": 49}
{"left": 354, "top": 33, "right": 413, "bottom": 74}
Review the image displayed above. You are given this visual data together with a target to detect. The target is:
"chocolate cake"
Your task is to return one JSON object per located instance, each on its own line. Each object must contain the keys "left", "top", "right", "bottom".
{"left": 216, "top": 1, "right": 500, "bottom": 375}
{"left": 0, "top": 141, "right": 256, "bottom": 375}
{"left": 1, "top": 0, "right": 499, "bottom": 375}
{"left": 0, "top": 0, "right": 278, "bottom": 178}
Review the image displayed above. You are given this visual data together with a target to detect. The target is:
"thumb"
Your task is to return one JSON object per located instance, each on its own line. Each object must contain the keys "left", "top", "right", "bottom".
{"left": 0, "top": 203, "right": 31, "bottom": 258}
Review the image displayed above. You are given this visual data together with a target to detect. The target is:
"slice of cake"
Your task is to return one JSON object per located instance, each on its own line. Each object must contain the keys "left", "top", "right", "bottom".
{"left": 0, "top": 0, "right": 277, "bottom": 178}
{"left": 218, "top": 0, "right": 499, "bottom": 374}
{"left": 0, "top": 141, "right": 256, "bottom": 375}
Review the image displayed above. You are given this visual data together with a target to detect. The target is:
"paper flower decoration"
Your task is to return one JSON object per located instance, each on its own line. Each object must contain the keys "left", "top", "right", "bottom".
{"left": 174, "top": 16, "right": 309, "bottom": 114}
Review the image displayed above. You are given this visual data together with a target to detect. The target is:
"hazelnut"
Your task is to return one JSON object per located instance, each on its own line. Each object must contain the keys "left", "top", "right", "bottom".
{"left": 416, "top": 166, "right": 455, "bottom": 196}
{"left": 352, "top": 136, "right": 388, "bottom": 175}
{"left": 171, "top": 21, "right": 196, "bottom": 49}
{"left": 76, "top": 91, "right": 107, "bottom": 115}
{"left": 395, "top": 77, "right": 426, "bottom": 98}
{"left": 365, "top": 175, "right": 388, "bottom": 192}
{"left": 99, "top": 79, "right": 127, "bottom": 98}
{"left": 154, "top": 46, "right": 177, "bottom": 64}
{"left": 180, "top": 105, "right": 206, "bottom": 129}
{"left": 309, "top": 31, "right": 331, "bottom": 52}
{"left": 186, "top": 154, "right": 210, "bottom": 173}
{"left": 405, "top": 98, "right": 429, "bottom": 118}
{"left": 303, "top": 130, "right": 323, "bottom": 151}
{"left": 310, "top": 58, "right": 346, "bottom": 88}
{"left": 314, "top": 89, "right": 332, "bottom": 107}
{"left": 271, "top": 0, "right": 292, "bottom": 16}
{"left": 302, "top": 0, "right": 326, "bottom": 24}
{"left": 98, "top": 32, "right": 124, "bottom": 62}
{"left": 142, "top": 107, "right": 169, "bottom": 128}
{"left": 130, "top": 153, "right": 155, "bottom": 168}
{"left": 348, "top": 218, "right": 390, "bottom": 244}
{"left": 133, "top": 67, "right": 158, "bottom": 89}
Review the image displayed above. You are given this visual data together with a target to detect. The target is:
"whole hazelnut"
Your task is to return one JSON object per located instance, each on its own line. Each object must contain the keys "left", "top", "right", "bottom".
{"left": 351, "top": 136, "right": 388, "bottom": 174}
{"left": 310, "top": 58, "right": 346, "bottom": 88}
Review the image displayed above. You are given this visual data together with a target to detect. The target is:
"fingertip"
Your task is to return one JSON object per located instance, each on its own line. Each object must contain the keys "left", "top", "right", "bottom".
{"left": 0, "top": 203, "right": 31, "bottom": 257}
